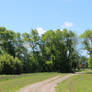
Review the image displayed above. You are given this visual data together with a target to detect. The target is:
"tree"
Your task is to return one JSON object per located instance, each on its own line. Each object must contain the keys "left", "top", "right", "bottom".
{"left": 40, "top": 29, "right": 79, "bottom": 72}
{"left": 80, "top": 30, "right": 92, "bottom": 54}
{"left": 15, "top": 32, "right": 28, "bottom": 61}
{"left": 22, "top": 29, "right": 41, "bottom": 72}
{"left": 80, "top": 30, "right": 92, "bottom": 68}
{"left": 79, "top": 56, "right": 88, "bottom": 69}
{"left": 0, "top": 27, "right": 16, "bottom": 56}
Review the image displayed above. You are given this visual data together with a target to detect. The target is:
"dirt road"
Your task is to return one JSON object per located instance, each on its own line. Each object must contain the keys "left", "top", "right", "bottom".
{"left": 18, "top": 74, "right": 74, "bottom": 92}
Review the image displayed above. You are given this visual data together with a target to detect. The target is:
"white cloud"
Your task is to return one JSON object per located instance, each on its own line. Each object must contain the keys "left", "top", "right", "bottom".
{"left": 60, "top": 29, "right": 63, "bottom": 31}
{"left": 36, "top": 27, "right": 46, "bottom": 35}
{"left": 63, "top": 21, "right": 73, "bottom": 28}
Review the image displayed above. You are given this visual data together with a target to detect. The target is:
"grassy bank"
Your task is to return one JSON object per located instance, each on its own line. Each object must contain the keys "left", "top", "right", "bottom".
{"left": 0, "top": 72, "right": 63, "bottom": 92}
{"left": 56, "top": 70, "right": 92, "bottom": 92}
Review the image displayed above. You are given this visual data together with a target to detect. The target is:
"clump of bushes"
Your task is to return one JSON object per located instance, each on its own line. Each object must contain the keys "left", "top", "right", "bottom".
{"left": 0, "top": 54, "right": 23, "bottom": 74}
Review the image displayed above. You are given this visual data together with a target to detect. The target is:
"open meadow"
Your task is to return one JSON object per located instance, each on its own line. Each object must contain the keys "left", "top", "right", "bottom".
{"left": 0, "top": 72, "right": 64, "bottom": 92}
{"left": 56, "top": 70, "right": 92, "bottom": 92}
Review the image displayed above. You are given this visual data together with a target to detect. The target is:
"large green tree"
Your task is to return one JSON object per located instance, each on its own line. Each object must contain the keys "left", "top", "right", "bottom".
{"left": 0, "top": 27, "right": 15, "bottom": 56}
{"left": 41, "top": 29, "right": 79, "bottom": 72}
{"left": 80, "top": 30, "right": 92, "bottom": 68}
{"left": 80, "top": 30, "right": 92, "bottom": 54}
{"left": 22, "top": 29, "right": 41, "bottom": 72}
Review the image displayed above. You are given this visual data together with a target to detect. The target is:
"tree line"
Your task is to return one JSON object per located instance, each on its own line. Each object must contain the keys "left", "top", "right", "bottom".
{"left": 0, "top": 27, "right": 89, "bottom": 74}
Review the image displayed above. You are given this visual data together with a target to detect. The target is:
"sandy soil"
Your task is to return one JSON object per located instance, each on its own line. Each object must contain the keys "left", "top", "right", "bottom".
{"left": 18, "top": 74, "right": 74, "bottom": 92}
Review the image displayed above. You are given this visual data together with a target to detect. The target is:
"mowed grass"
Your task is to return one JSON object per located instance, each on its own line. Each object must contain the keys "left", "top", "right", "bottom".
{"left": 0, "top": 72, "right": 63, "bottom": 92}
{"left": 56, "top": 71, "right": 92, "bottom": 92}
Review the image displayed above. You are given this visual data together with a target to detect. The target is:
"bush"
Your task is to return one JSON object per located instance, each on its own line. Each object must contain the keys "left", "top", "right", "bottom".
{"left": 0, "top": 54, "right": 23, "bottom": 74}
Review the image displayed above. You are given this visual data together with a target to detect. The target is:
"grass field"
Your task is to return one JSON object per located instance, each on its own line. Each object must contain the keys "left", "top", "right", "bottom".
{"left": 0, "top": 72, "right": 64, "bottom": 92}
{"left": 56, "top": 70, "right": 92, "bottom": 92}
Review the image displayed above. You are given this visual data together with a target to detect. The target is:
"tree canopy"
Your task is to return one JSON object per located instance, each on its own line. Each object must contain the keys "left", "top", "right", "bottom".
{"left": 0, "top": 27, "right": 89, "bottom": 74}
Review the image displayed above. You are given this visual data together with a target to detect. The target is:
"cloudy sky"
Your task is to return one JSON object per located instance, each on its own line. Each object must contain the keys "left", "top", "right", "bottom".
{"left": 0, "top": 0, "right": 92, "bottom": 35}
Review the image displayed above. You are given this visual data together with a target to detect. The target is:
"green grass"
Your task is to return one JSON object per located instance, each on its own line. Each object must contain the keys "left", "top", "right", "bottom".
{"left": 56, "top": 70, "right": 92, "bottom": 92}
{"left": 0, "top": 72, "right": 63, "bottom": 92}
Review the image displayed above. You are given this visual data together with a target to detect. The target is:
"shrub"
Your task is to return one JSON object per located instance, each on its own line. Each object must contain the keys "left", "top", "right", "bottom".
{"left": 0, "top": 54, "right": 23, "bottom": 74}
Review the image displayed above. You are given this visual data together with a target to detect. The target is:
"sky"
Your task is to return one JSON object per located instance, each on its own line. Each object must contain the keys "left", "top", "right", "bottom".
{"left": 0, "top": 0, "right": 92, "bottom": 36}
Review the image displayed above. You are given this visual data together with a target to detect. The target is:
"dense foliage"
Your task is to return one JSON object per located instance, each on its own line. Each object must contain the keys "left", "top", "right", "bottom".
{"left": 0, "top": 27, "right": 88, "bottom": 74}
{"left": 0, "top": 54, "right": 23, "bottom": 74}
{"left": 80, "top": 30, "right": 92, "bottom": 68}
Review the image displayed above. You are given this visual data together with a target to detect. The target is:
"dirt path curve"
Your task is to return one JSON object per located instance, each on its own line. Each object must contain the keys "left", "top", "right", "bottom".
{"left": 18, "top": 74, "right": 75, "bottom": 92}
